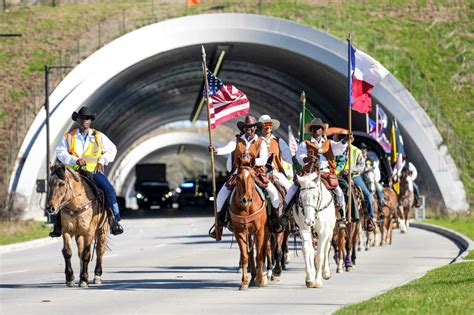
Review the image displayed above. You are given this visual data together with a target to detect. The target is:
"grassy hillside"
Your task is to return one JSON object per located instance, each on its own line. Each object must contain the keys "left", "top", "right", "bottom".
{"left": 0, "top": 0, "right": 472, "bottom": 206}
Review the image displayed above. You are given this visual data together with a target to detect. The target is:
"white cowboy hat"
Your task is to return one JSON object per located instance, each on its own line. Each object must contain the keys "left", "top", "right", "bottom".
{"left": 258, "top": 115, "right": 280, "bottom": 131}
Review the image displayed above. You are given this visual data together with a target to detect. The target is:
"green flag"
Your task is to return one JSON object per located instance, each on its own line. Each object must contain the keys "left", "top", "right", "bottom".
{"left": 299, "top": 107, "right": 315, "bottom": 142}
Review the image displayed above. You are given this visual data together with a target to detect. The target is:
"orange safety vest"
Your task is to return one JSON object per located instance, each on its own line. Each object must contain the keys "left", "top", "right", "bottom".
{"left": 65, "top": 128, "right": 103, "bottom": 173}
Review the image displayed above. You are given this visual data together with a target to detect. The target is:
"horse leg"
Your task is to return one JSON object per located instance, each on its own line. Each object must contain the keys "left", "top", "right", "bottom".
{"left": 254, "top": 228, "right": 269, "bottom": 287}
{"left": 76, "top": 235, "right": 89, "bottom": 287}
{"left": 272, "top": 231, "right": 283, "bottom": 278}
{"left": 265, "top": 238, "right": 273, "bottom": 281}
{"left": 344, "top": 223, "right": 353, "bottom": 272}
{"left": 62, "top": 233, "right": 75, "bottom": 287}
{"left": 94, "top": 228, "right": 108, "bottom": 284}
{"left": 282, "top": 229, "right": 290, "bottom": 267}
{"left": 236, "top": 233, "right": 250, "bottom": 290}
{"left": 248, "top": 236, "right": 256, "bottom": 286}
{"left": 351, "top": 224, "right": 359, "bottom": 266}
{"left": 322, "top": 228, "right": 333, "bottom": 281}
{"left": 336, "top": 227, "right": 346, "bottom": 274}
{"left": 399, "top": 206, "right": 406, "bottom": 233}
{"left": 300, "top": 229, "right": 316, "bottom": 288}
{"left": 315, "top": 230, "right": 331, "bottom": 288}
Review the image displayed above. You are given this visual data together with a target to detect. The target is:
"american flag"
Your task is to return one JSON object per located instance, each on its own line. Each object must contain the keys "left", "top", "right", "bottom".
{"left": 204, "top": 70, "right": 250, "bottom": 129}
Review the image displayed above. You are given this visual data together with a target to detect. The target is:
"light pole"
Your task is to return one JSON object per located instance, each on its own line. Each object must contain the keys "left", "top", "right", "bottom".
{"left": 44, "top": 65, "right": 72, "bottom": 215}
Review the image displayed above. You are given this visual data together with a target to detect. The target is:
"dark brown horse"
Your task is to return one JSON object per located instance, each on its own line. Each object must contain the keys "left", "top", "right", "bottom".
{"left": 47, "top": 162, "right": 109, "bottom": 287}
{"left": 398, "top": 170, "right": 414, "bottom": 233}
{"left": 230, "top": 156, "right": 270, "bottom": 290}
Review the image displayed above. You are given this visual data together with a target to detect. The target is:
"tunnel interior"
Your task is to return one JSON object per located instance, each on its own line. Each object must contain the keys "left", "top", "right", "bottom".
{"left": 77, "top": 41, "right": 438, "bottom": 208}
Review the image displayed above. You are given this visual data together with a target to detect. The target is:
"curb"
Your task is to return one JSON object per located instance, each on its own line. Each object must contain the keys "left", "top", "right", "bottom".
{"left": 0, "top": 237, "right": 60, "bottom": 254}
{"left": 411, "top": 221, "right": 473, "bottom": 263}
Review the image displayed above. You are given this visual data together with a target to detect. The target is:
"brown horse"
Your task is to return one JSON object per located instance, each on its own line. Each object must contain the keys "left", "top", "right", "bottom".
{"left": 398, "top": 170, "right": 414, "bottom": 233}
{"left": 47, "top": 162, "right": 109, "bottom": 287}
{"left": 230, "top": 156, "right": 270, "bottom": 290}
{"left": 380, "top": 187, "right": 398, "bottom": 245}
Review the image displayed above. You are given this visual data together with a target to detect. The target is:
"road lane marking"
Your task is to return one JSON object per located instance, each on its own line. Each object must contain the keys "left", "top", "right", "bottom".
{"left": 154, "top": 244, "right": 167, "bottom": 248}
{"left": 0, "top": 269, "right": 28, "bottom": 275}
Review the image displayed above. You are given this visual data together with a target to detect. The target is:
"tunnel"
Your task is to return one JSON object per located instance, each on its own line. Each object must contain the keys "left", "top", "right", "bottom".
{"left": 10, "top": 13, "right": 468, "bottom": 219}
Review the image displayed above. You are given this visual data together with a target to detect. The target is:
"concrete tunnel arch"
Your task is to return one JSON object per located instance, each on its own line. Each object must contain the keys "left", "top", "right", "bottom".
{"left": 11, "top": 13, "right": 468, "bottom": 219}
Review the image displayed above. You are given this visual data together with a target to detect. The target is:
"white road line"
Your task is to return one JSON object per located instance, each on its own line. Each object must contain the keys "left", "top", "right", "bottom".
{"left": 0, "top": 269, "right": 28, "bottom": 275}
{"left": 154, "top": 244, "right": 167, "bottom": 248}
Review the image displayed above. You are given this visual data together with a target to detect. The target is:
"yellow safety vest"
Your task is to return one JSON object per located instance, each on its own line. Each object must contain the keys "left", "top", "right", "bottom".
{"left": 343, "top": 145, "right": 362, "bottom": 178}
{"left": 65, "top": 128, "right": 103, "bottom": 173}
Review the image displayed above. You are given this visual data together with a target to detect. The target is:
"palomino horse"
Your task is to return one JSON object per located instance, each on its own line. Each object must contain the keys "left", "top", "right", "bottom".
{"left": 230, "top": 156, "right": 270, "bottom": 290}
{"left": 294, "top": 172, "right": 336, "bottom": 288}
{"left": 398, "top": 170, "right": 414, "bottom": 233}
{"left": 47, "top": 162, "right": 109, "bottom": 287}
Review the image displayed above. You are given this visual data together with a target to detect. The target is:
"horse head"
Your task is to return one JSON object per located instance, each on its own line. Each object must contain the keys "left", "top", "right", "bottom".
{"left": 296, "top": 172, "right": 320, "bottom": 226}
{"left": 47, "top": 161, "right": 80, "bottom": 214}
{"left": 236, "top": 154, "right": 256, "bottom": 209}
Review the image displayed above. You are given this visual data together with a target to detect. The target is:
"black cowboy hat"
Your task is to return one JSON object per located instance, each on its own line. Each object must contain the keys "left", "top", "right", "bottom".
{"left": 237, "top": 115, "right": 262, "bottom": 132}
{"left": 360, "top": 142, "right": 368, "bottom": 149}
{"left": 71, "top": 107, "right": 95, "bottom": 122}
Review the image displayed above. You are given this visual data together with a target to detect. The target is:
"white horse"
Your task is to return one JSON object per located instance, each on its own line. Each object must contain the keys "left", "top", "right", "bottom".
{"left": 294, "top": 172, "right": 336, "bottom": 288}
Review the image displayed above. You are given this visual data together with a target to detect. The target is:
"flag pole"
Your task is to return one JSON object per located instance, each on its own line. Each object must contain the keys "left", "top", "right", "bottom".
{"left": 201, "top": 45, "right": 218, "bottom": 240}
{"left": 365, "top": 113, "right": 369, "bottom": 134}
{"left": 347, "top": 33, "right": 353, "bottom": 222}
{"left": 375, "top": 104, "right": 379, "bottom": 140}
{"left": 300, "top": 91, "right": 306, "bottom": 142}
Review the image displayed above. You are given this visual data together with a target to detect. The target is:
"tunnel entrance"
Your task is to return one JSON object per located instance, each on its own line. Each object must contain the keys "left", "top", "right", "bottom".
{"left": 12, "top": 13, "right": 468, "bottom": 219}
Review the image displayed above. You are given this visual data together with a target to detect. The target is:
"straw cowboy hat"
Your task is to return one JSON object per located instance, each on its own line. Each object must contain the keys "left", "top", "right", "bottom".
{"left": 71, "top": 107, "right": 95, "bottom": 122}
{"left": 258, "top": 115, "right": 280, "bottom": 131}
{"left": 305, "top": 117, "right": 328, "bottom": 134}
{"left": 237, "top": 115, "right": 262, "bottom": 132}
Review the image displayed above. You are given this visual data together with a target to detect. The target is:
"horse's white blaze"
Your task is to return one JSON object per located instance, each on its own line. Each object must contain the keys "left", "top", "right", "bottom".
{"left": 293, "top": 174, "right": 336, "bottom": 288}
{"left": 243, "top": 169, "right": 250, "bottom": 180}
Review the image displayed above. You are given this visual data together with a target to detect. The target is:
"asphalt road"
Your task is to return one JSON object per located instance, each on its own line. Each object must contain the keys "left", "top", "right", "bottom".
{"left": 0, "top": 210, "right": 460, "bottom": 315}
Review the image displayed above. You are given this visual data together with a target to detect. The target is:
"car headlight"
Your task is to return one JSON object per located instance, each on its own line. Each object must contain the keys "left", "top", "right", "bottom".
{"left": 136, "top": 192, "right": 144, "bottom": 199}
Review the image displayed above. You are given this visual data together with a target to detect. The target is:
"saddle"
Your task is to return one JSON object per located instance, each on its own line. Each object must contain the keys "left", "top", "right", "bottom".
{"left": 77, "top": 170, "right": 105, "bottom": 213}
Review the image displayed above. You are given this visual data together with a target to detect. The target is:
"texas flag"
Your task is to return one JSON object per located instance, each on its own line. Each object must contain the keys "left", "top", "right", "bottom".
{"left": 350, "top": 46, "right": 389, "bottom": 113}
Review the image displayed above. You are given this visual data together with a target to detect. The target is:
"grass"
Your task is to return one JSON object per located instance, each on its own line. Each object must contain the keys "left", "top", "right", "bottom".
{"left": 0, "top": 220, "right": 50, "bottom": 245}
{"left": 0, "top": 0, "right": 472, "bottom": 203}
{"left": 335, "top": 261, "right": 474, "bottom": 315}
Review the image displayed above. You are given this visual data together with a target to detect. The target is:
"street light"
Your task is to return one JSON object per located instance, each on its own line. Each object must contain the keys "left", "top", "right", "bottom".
{"left": 43, "top": 65, "right": 73, "bottom": 216}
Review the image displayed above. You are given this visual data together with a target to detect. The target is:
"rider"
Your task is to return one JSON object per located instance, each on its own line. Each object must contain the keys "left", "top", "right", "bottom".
{"left": 50, "top": 107, "right": 124, "bottom": 237}
{"left": 360, "top": 143, "right": 386, "bottom": 207}
{"left": 284, "top": 118, "right": 348, "bottom": 228}
{"left": 339, "top": 141, "right": 375, "bottom": 231}
{"left": 208, "top": 115, "right": 282, "bottom": 241}
{"left": 258, "top": 115, "right": 293, "bottom": 193}
{"left": 392, "top": 154, "right": 421, "bottom": 207}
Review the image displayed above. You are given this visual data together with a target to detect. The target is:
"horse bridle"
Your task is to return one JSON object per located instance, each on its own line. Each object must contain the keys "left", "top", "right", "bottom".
{"left": 298, "top": 177, "right": 333, "bottom": 217}
{"left": 50, "top": 173, "right": 90, "bottom": 216}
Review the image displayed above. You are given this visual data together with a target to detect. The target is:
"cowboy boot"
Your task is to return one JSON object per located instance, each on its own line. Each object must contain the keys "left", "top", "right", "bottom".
{"left": 337, "top": 206, "right": 347, "bottom": 229}
{"left": 209, "top": 210, "right": 226, "bottom": 241}
{"left": 108, "top": 212, "right": 124, "bottom": 235}
{"left": 49, "top": 213, "right": 62, "bottom": 237}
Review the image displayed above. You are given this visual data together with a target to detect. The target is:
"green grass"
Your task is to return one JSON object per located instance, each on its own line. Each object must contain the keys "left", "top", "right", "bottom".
{"left": 336, "top": 262, "right": 474, "bottom": 314}
{"left": 0, "top": 220, "right": 50, "bottom": 245}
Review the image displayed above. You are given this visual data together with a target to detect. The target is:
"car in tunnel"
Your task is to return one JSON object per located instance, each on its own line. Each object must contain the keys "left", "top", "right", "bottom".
{"left": 175, "top": 176, "right": 213, "bottom": 209}
{"left": 135, "top": 181, "right": 173, "bottom": 210}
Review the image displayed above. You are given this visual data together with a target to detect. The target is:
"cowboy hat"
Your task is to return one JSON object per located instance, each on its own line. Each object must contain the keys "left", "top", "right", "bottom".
{"left": 258, "top": 115, "right": 280, "bottom": 131}
{"left": 71, "top": 107, "right": 95, "bottom": 122}
{"left": 304, "top": 117, "right": 329, "bottom": 134}
{"left": 237, "top": 115, "right": 261, "bottom": 132}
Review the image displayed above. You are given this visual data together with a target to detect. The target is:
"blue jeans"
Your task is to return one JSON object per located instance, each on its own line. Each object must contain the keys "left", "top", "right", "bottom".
{"left": 375, "top": 186, "right": 385, "bottom": 205}
{"left": 93, "top": 172, "right": 120, "bottom": 221}
{"left": 353, "top": 175, "right": 374, "bottom": 218}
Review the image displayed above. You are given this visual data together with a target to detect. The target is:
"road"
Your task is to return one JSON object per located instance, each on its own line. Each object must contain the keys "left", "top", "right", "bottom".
{"left": 0, "top": 210, "right": 460, "bottom": 314}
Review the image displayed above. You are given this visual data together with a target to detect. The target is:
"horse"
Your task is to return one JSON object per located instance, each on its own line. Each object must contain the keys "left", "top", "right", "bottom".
{"left": 398, "top": 169, "right": 414, "bottom": 234}
{"left": 294, "top": 172, "right": 336, "bottom": 288}
{"left": 47, "top": 162, "right": 109, "bottom": 287}
{"left": 382, "top": 187, "right": 398, "bottom": 244}
{"left": 230, "top": 155, "right": 270, "bottom": 290}
{"left": 344, "top": 184, "right": 364, "bottom": 270}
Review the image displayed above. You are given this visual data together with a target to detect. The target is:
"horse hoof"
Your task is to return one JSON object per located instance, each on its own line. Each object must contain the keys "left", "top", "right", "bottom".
{"left": 345, "top": 266, "right": 353, "bottom": 272}
{"left": 314, "top": 281, "right": 323, "bottom": 288}
{"left": 284, "top": 254, "right": 290, "bottom": 265}
{"left": 271, "top": 275, "right": 280, "bottom": 282}
{"left": 323, "top": 272, "right": 331, "bottom": 280}
{"left": 93, "top": 276, "right": 102, "bottom": 284}
{"left": 336, "top": 267, "right": 344, "bottom": 274}
{"left": 239, "top": 284, "right": 249, "bottom": 291}
{"left": 79, "top": 281, "right": 88, "bottom": 288}
{"left": 249, "top": 279, "right": 255, "bottom": 287}
{"left": 305, "top": 280, "right": 317, "bottom": 288}
{"left": 256, "top": 277, "right": 268, "bottom": 287}
{"left": 66, "top": 281, "right": 75, "bottom": 287}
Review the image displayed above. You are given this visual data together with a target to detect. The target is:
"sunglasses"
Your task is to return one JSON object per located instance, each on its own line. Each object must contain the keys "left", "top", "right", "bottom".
{"left": 263, "top": 122, "right": 273, "bottom": 128}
